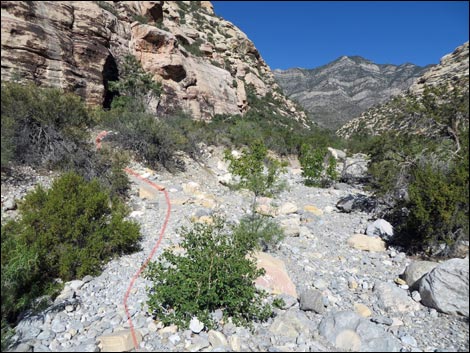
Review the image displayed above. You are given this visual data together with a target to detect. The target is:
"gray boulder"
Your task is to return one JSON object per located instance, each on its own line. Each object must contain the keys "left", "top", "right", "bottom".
{"left": 402, "top": 261, "right": 439, "bottom": 290}
{"left": 374, "top": 281, "right": 420, "bottom": 313}
{"left": 319, "top": 311, "right": 401, "bottom": 352}
{"left": 419, "top": 258, "right": 469, "bottom": 316}
{"left": 366, "top": 219, "right": 393, "bottom": 240}
{"left": 299, "top": 288, "right": 326, "bottom": 313}
{"left": 336, "top": 194, "right": 377, "bottom": 213}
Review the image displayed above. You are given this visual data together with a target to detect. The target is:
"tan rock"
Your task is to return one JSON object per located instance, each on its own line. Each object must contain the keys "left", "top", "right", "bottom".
{"left": 354, "top": 303, "right": 372, "bottom": 317}
{"left": 139, "top": 186, "right": 157, "bottom": 200}
{"left": 229, "top": 335, "right": 241, "bottom": 352}
{"left": 256, "top": 204, "right": 277, "bottom": 217}
{"left": 278, "top": 202, "right": 298, "bottom": 215}
{"left": 252, "top": 251, "right": 297, "bottom": 297}
{"left": 159, "top": 324, "right": 178, "bottom": 334}
{"left": 347, "top": 234, "right": 386, "bottom": 252}
{"left": 335, "top": 330, "right": 361, "bottom": 351}
{"left": 208, "top": 330, "right": 228, "bottom": 348}
{"left": 182, "top": 181, "right": 200, "bottom": 194}
{"left": 98, "top": 329, "right": 142, "bottom": 352}
{"left": 303, "top": 205, "right": 323, "bottom": 216}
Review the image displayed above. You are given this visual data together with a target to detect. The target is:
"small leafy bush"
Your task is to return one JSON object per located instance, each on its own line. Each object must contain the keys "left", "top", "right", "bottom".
{"left": 224, "top": 141, "right": 287, "bottom": 197}
{"left": 144, "top": 218, "right": 272, "bottom": 330}
{"left": 299, "top": 144, "right": 337, "bottom": 187}
{"left": 233, "top": 214, "right": 285, "bottom": 252}
{"left": 1, "top": 172, "right": 140, "bottom": 326}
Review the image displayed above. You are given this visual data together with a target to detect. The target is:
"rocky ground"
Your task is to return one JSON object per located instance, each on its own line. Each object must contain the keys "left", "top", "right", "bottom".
{"left": 2, "top": 147, "right": 469, "bottom": 352}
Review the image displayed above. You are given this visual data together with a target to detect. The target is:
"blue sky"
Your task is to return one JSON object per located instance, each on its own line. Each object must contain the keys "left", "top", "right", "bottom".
{"left": 212, "top": 1, "right": 469, "bottom": 70}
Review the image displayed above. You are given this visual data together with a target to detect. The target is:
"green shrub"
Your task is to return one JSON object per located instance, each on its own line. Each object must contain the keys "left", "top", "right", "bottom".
{"left": 144, "top": 218, "right": 272, "bottom": 330}
{"left": 181, "top": 38, "right": 204, "bottom": 57}
{"left": 1, "top": 82, "right": 92, "bottom": 168}
{"left": 1, "top": 172, "right": 140, "bottom": 326}
{"left": 389, "top": 132, "right": 469, "bottom": 255}
{"left": 233, "top": 214, "right": 285, "bottom": 252}
{"left": 108, "top": 54, "right": 162, "bottom": 112}
{"left": 299, "top": 144, "right": 337, "bottom": 187}
{"left": 224, "top": 141, "right": 287, "bottom": 197}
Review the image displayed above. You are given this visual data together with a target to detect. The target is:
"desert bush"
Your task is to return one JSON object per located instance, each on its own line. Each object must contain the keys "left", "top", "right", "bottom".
{"left": 1, "top": 172, "right": 140, "bottom": 326}
{"left": 144, "top": 218, "right": 272, "bottom": 330}
{"left": 233, "top": 214, "right": 285, "bottom": 252}
{"left": 224, "top": 141, "right": 287, "bottom": 197}
{"left": 360, "top": 82, "right": 469, "bottom": 257}
{"left": 1, "top": 82, "right": 92, "bottom": 169}
{"left": 299, "top": 144, "right": 337, "bottom": 187}
{"left": 108, "top": 54, "right": 161, "bottom": 112}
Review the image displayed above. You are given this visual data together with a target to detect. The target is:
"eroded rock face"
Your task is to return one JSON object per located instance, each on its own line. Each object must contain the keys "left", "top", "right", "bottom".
{"left": 1, "top": 1, "right": 306, "bottom": 122}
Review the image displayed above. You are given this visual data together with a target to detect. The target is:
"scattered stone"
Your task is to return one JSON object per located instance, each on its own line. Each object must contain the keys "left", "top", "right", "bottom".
{"left": 269, "top": 311, "right": 312, "bottom": 339}
{"left": 229, "top": 335, "right": 241, "bottom": 352}
{"left": 303, "top": 205, "right": 323, "bottom": 216}
{"left": 280, "top": 216, "right": 300, "bottom": 237}
{"left": 419, "top": 258, "right": 469, "bottom": 316}
{"left": 371, "top": 316, "right": 394, "bottom": 326}
{"left": 278, "top": 202, "right": 298, "bottom": 215}
{"left": 208, "top": 330, "right": 228, "bottom": 348}
{"left": 319, "top": 311, "right": 401, "bottom": 352}
{"left": 299, "top": 288, "right": 326, "bottom": 314}
{"left": 402, "top": 261, "right": 439, "bottom": 289}
{"left": 347, "top": 234, "right": 386, "bottom": 252}
{"left": 4, "top": 198, "right": 17, "bottom": 210}
{"left": 354, "top": 303, "right": 372, "bottom": 317}
{"left": 336, "top": 194, "right": 377, "bottom": 213}
{"left": 313, "top": 278, "right": 328, "bottom": 290}
{"left": 190, "top": 316, "right": 204, "bottom": 334}
{"left": 275, "top": 294, "right": 298, "bottom": 309}
{"left": 374, "top": 281, "right": 421, "bottom": 313}
{"left": 401, "top": 335, "right": 418, "bottom": 347}
{"left": 366, "top": 219, "right": 393, "bottom": 240}
{"left": 98, "top": 330, "right": 142, "bottom": 352}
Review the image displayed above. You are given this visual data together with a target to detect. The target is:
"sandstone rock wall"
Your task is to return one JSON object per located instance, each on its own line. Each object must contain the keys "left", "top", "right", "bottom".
{"left": 1, "top": 1, "right": 306, "bottom": 122}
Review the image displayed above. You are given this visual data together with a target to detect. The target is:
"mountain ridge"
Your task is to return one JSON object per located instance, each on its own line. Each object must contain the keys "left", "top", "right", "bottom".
{"left": 274, "top": 55, "right": 432, "bottom": 129}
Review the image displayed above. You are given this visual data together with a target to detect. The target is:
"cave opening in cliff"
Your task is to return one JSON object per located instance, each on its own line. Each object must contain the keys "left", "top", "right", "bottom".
{"left": 102, "top": 54, "right": 119, "bottom": 109}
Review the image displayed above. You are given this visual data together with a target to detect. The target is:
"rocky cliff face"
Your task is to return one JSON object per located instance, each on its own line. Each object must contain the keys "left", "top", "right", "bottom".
{"left": 336, "top": 42, "right": 469, "bottom": 139}
{"left": 1, "top": 1, "right": 305, "bottom": 121}
{"left": 274, "top": 56, "right": 431, "bottom": 129}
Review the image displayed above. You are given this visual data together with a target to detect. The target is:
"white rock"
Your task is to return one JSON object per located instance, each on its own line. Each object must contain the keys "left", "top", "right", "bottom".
{"left": 189, "top": 317, "right": 204, "bottom": 334}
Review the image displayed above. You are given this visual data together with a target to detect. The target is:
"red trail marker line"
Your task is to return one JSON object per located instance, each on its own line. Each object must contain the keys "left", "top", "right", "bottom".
{"left": 96, "top": 131, "right": 171, "bottom": 350}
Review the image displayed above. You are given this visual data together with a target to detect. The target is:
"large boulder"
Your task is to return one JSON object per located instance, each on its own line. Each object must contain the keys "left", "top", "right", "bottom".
{"left": 252, "top": 251, "right": 297, "bottom": 298}
{"left": 336, "top": 194, "right": 377, "bottom": 213}
{"left": 419, "top": 258, "right": 469, "bottom": 316}
{"left": 402, "top": 261, "right": 439, "bottom": 290}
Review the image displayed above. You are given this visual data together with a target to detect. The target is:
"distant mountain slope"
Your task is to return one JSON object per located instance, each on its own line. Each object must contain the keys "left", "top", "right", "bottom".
{"left": 337, "top": 42, "right": 469, "bottom": 139}
{"left": 274, "top": 56, "right": 432, "bottom": 129}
